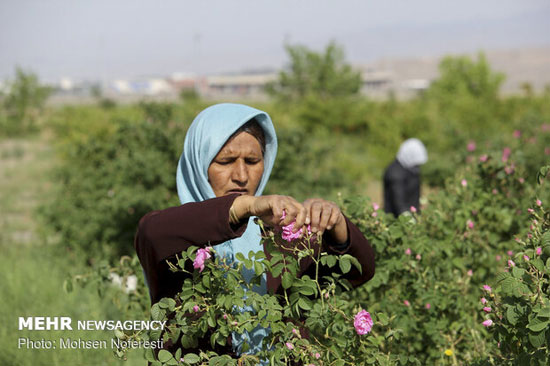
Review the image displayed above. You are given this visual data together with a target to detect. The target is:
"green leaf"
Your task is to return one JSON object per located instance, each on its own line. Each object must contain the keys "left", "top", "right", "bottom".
{"left": 159, "top": 298, "right": 176, "bottom": 310}
{"left": 511, "top": 266, "right": 525, "bottom": 279}
{"left": 166, "top": 358, "right": 178, "bottom": 366}
{"left": 63, "top": 279, "right": 73, "bottom": 293}
{"left": 506, "top": 306, "right": 521, "bottom": 326}
{"left": 254, "top": 261, "right": 263, "bottom": 276}
{"left": 145, "top": 348, "right": 156, "bottom": 362}
{"left": 377, "top": 313, "right": 389, "bottom": 326}
{"left": 183, "top": 353, "right": 201, "bottom": 364}
{"left": 500, "top": 277, "right": 521, "bottom": 296}
{"left": 298, "top": 298, "right": 312, "bottom": 310}
{"left": 339, "top": 257, "right": 351, "bottom": 274}
{"left": 235, "top": 252, "right": 245, "bottom": 262}
{"left": 114, "top": 329, "right": 124, "bottom": 339}
{"left": 535, "top": 307, "right": 550, "bottom": 318}
{"left": 282, "top": 272, "right": 293, "bottom": 289}
{"left": 243, "top": 259, "right": 253, "bottom": 270}
{"left": 529, "top": 330, "right": 546, "bottom": 348}
{"left": 326, "top": 255, "right": 337, "bottom": 267}
{"left": 151, "top": 303, "right": 163, "bottom": 320}
{"left": 527, "top": 318, "right": 549, "bottom": 332}
{"left": 157, "top": 349, "right": 173, "bottom": 363}
{"left": 271, "top": 263, "right": 284, "bottom": 277}
{"left": 537, "top": 165, "right": 549, "bottom": 185}
{"left": 532, "top": 258, "right": 545, "bottom": 272}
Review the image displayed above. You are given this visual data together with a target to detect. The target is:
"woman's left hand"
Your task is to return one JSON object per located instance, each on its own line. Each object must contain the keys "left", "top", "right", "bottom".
{"left": 303, "top": 198, "right": 348, "bottom": 244}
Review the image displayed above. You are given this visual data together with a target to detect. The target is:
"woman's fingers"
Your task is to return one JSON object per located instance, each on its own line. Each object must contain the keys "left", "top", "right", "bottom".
{"left": 277, "top": 197, "right": 306, "bottom": 229}
{"left": 258, "top": 195, "right": 305, "bottom": 231}
{"left": 303, "top": 198, "right": 343, "bottom": 235}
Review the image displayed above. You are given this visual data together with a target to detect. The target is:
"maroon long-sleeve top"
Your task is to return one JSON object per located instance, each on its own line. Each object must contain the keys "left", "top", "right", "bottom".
{"left": 134, "top": 194, "right": 375, "bottom": 305}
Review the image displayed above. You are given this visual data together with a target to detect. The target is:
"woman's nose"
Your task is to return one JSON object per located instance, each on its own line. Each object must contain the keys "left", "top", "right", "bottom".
{"left": 231, "top": 160, "right": 248, "bottom": 184}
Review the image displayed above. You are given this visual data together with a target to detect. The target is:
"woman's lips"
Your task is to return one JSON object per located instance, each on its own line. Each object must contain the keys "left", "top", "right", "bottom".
{"left": 227, "top": 189, "right": 248, "bottom": 195}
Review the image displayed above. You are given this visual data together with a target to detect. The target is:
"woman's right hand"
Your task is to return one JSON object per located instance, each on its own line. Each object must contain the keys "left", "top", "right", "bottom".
{"left": 232, "top": 195, "right": 307, "bottom": 232}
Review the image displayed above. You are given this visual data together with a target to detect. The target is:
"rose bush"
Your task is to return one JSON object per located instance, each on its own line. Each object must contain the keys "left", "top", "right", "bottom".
{"left": 128, "top": 226, "right": 408, "bottom": 366}
{"left": 67, "top": 153, "right": 550, "bottom": 365}
{"left": 477, "top": 166, "right": 550, "bottom": 366}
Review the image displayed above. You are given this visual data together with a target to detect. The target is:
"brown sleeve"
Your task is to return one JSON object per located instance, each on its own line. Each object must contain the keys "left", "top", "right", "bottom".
{"left": 134, "top": 194, "right": 248, "bottom": 303}
{"left": 320, "top": 215, "right": 376, "bottom": 288}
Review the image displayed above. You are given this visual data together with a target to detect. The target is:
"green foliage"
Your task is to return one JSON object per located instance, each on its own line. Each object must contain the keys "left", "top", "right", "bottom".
{"left": 40, "top": 45, "right": 550, "bottom": 364}
{"left": 42, "top": 102, "right": 186, "bottom": 260}
{"left": 266, "top": 42, "right": 362, "bottom": 102}
{"left": 425, "top": 52, "right": 505, "bottom": 134}
{"left": 479, "top": 166, "right": 550, "bottom": 365}
{"left": 0, "top": 67, "right": 52, "bottom": 136}
{"left": 110, "top": 234, "right": 409, "bottom": 366}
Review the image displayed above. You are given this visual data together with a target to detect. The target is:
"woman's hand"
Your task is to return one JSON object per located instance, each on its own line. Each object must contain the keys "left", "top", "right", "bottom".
{"left": 231, "top": 195, "right": 307, "bottom": 231}
{"left": 303, "top": 198, "right": 348, "bottom": 244}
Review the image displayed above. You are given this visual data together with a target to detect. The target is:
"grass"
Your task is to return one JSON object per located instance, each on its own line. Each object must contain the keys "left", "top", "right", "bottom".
{"left": 0, "top": 132, "right": 144, "bottom": 365}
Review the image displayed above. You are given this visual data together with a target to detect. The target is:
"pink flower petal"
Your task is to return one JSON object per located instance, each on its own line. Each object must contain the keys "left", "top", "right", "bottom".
{"left": 482, "top": 319, "right": 493, "bottom": 327}
{"left": 353, "top": 309, "right": 373, "bottom": 335}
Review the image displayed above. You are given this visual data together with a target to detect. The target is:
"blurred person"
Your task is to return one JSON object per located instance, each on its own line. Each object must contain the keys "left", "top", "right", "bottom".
{"left": 134, "top": 103, "right": 375, "bottom": 358}
{"left": 383, "top": 138, "right": 428, "bottom": 217}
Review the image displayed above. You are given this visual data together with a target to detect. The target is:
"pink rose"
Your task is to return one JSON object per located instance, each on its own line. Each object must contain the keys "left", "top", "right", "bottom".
{"left": 416, "top": 254, "right": 422, "bottom": 260}
{"left": 425, "top": 303, "right": 431, "bottom": 309}
{"left": 280, "top": 210, "right": 312, "bottom": 242}
{"left": 483, "top": 285, "right": 492, "bottom": 292}
{"left": 467, "top": 269, "right": 473, "bottom": 277}
{"left": 536, "top": 199, "right": 542, "bottom": 206}
{"left": 371, "top": 212, "right": 378, "bottom": 217}
{"left": 315, "top": 352, "right": 321, "bottom": 359}
{"left": 405, "top": 248, "right": 412, "bottom": 256}
{"left": 461, "top": 179, "right": 467, "bottom": 187}
{"left": 527, "top": 208, "right": 534, "bottom": 214}
{"left": 353, "top": 310, "right": 373, "bottom": 335}
{"left": 223, "top": 314, "right": 228, "bottom": 320}
{"left": 467, "top": 220, "right": 474, "bottom": 230}
{"left": 483, "top": 307, "right": 492, "bottom": 313}
{"left": 508, "top": 260, "right": 515, "bottom": 268}
{"left": 467, "top": 141, "right": 476, "bottom": 152}
{"left": 403, "top": 300, "right": 410, "bottom": 307}
{"left": 479, "top": 154, "right": 488, "bottom": 162}
{"left": 193, "top": 247, "right": 212, "bottom": 272}
{"left": 496, "top": 255, "right": 501, "bottom": 261}
{"left": 502, "top": 147, "right": 511, "bottom": 162}
{"left": 285, "top": 342, "right": 294, "bottom": 350}
{"left": 523, "top": 255, "right": 530, "bottom": 261}
{"left": 513, "top": 130, "right": 521, "bottom": 138}
{"left": 482, "top": 319, "right": 493, "bottom": 327}
{"left": 507, "top": 250, "right": 513, "bottom": 256}
{"left": 536, "top": 247, "right": 542, "bottom": 256}
{"left": 481, "top": 297, "right": 487, "bottom": 304}
{"left": 518, "top": 177, "right": 525, "bottom": 184}
{"left": 193, "top": 305, "right": 199, "bottom": 313}
{"left": 372, "top": 202, "right": 380, "bottom": 211}
{"left": 410, "top": 206, "right": 417, "bottom": 213}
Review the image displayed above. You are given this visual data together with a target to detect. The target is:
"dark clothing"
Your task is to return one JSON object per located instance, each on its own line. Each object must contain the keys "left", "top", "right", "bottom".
{"left": 134, "top": 193, "right": 375, "bottom": 305}
{"left": 383, "top": 159, "right": 421, "bottom": 217}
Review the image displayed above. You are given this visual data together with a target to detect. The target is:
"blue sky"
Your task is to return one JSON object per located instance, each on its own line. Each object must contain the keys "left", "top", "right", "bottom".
{"left": 1, "top": 0, "right": 549, "bottom": 82}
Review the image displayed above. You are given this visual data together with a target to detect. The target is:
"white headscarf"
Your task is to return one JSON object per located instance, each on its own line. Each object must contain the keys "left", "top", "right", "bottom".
{"left": 396, "top": 138, "right": 428, "bottom": 169}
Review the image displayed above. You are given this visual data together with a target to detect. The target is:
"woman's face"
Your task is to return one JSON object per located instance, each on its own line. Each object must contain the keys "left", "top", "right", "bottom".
{"left": 208, "top": 132, "right": 264, "bottom": 197}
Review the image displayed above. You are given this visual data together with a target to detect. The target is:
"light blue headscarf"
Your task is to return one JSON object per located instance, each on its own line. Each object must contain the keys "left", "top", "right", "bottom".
{"left": 176, "top": 103, "right": 277, "bottom": 357}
